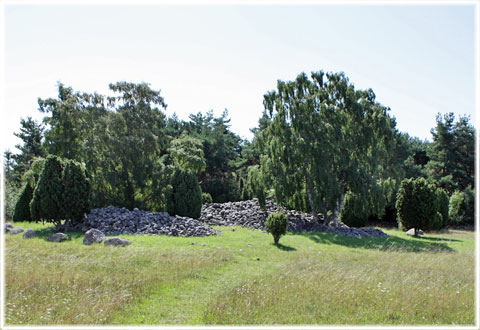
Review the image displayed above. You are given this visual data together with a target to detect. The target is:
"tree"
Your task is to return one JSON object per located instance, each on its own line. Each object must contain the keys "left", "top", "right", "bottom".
{"left": 167, "top": 169, "right": 202, "bottom": 219}
{"left": 62, "top": 160, "right": 91, "bottom": 226}
{"left": 426, "top": 113, "right": 474, "bottom": 193}
{"left": 13, "top": 182, "right": 34, "bottom": 222}
{"left": 11, "top": 117, "right": 45, "bottom": 182}
{"left": 265, "top": 212, "right": 288, "bottom": 244}
{"left": 30, "top": 155, "right": 65, "bottom": 229}
{"left": 168, "top": 133, "right": 206, "bottom": 174}
{"left": 449, "top": 188, "right": 474, "bottom": 225}
{"left": 259, "top": 71, "right": 395, "bottom": 225}
{"left": 396, "top": 177, "right": 440, "bottom": 234}
{"left": 339, "top": 191, "right": 369, "bottom": 227}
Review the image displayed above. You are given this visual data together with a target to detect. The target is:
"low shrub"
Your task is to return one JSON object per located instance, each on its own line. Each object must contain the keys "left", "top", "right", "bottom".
{"left": 265, "top": 212, "right": 288, "bottom": 244}
{"left": 202, "top": 192, "right": 213, "bottom": 204}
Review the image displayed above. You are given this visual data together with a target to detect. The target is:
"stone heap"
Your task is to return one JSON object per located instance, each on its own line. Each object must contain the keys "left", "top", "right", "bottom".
{"left": 76, "top": 206, "right": 218, "bottom": 237}
{"left": 200, "top": 199, "right": 389, "bottom": 239}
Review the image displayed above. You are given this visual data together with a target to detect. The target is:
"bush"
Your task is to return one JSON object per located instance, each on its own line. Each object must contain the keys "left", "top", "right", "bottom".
{"left": 62, "top": 160, "right": 91, "bottom": 224}
{"left": 436, "top": 188, "right": 450, "bottom": 229}
{"left": 202, "top": 192, "right": 213, "bottom": 204}
{"left": 265, "top": 212, "right": 288, "bottom": 244}
{"left": 449, "top": 188, "right": 475, "bottom": 225}
{"left": 13, "top": 182, "right": 34, "bottom": 222}
{"left": 167, "top": 169, "right": 202, "bottom": 219}
{"left": 396, "top": 177, "right": 439, "bottom": 233}
{"left": 4, "top": 179, "right": 19, "bottom": 220}
{"left": 339, "top": 192, "right": 368, "bottom": 227}
{"left": 30, "top": 155, "right": 65, "bottom": 227}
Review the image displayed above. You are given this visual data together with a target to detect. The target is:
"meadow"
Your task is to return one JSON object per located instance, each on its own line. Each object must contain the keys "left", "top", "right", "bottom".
{"left": 4, "top": 222, "right": 475, "bottom": 326}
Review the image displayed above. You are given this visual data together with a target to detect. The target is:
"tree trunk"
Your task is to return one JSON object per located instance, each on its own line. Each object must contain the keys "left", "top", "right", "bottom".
{"left": 333, "top": 190, "right": 345, "bottom": 227}
{"left": 303, "top": 162, "right": 319, "bottom": 223}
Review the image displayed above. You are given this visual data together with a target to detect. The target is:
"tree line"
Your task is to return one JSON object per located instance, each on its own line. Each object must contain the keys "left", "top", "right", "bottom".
{"left": 4, "top": 71, "right": 475, "bottom": 229}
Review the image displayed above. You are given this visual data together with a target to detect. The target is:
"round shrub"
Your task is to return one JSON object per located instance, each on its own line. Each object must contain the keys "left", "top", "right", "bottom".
{"left": 396, "top": 177, "right": 439, "bottom": 233}
{"left": 339, "top": 192, "right": 368, "bottom": 227}
{"left": 202, "top": 192, "right": 213, "bottom": 204}
{"left": 13, "top": 182, "right": 34, "bottom": 222}
{"left": 449, "top": 188, "right": 475, "bottom": 225}
{"left": 167, "top": 169, "right": 202, "bottom": 219}
{"left": 62, "top": 160, "right": 91, "bottom": 224}
{"left": 265, "top": 211, "right": 288, "bottom": 244}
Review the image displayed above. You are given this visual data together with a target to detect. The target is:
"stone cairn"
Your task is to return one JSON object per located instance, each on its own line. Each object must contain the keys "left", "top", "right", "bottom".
{"left": 75, "top": 206, "right": 219, "bottom": 237}
{"left": 200, "top": 199, "right": 389, "bottom": 239}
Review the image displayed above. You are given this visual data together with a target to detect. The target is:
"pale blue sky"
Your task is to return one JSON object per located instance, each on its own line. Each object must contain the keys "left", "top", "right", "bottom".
{"left": 2, "top": 3, "right": 476, "bottom": 154}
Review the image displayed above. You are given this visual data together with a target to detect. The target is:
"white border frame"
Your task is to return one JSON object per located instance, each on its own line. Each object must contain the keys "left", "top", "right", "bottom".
{"left": 0, "top": 0, "right": 478, "bottom": 329}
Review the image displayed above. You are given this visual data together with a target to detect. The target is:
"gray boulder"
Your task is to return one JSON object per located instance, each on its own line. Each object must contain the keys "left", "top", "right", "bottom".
{"left": 23, "top": 228, "right": 36, "bottom": 239}
{"left": 5, "top": 222, "right": 13, "bottom": 233}
{"left": 104, "top": 237, "right": 131, "bottom": 247}
{"left": 9, "top": 227, "right": 24, "bottom": 235}
{"left": 83, "top": 228, "right": 106, "bottom": 245}
{"left": 406, "top": 228, "right": 424, "bottom": 236}
{"left": 47, "top": 233, "right": 69, "bottom": 242}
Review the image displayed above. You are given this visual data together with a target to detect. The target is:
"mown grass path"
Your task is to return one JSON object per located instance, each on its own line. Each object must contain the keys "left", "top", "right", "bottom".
{"left": 5, "top": 222, "right": 475, "bottom": 326}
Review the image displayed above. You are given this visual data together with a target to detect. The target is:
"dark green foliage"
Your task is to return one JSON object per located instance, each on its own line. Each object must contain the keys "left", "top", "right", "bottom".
{"left": 167, "top": 169, "right": 202, "bottom": 219}
{"left": 426, "top": 113, "right": 475, "bottom": 194}
{"left": 30, "top": 155, "right": 65, "bottom": 227}
{"left": 202, "top": 192, "right": 213, "bottom": 204}
{"left": 62, "top": 160, "right": 91, "bottom": 223}
{"left": 396, "top": 177, "right": 440, "bottom": 232}
{"left": 265, "top": 212, "right": 288, "bottom": 244}
{"left": 246, "top": 165, "right": 266, "bottom": 210}
{"left": 13, "top": 182, "right": 34, "bottom": 222}
{"left": 202, "top": 174, "right": 240, "bottom": 204}
{"left": 436, "top": 189, "right": 450, "bottom": 229}
{"left": 449, "top": 188, "right": 475, "bottom": 225}
{"left": 339, "top": 192, "right": 368, "bottom": 227}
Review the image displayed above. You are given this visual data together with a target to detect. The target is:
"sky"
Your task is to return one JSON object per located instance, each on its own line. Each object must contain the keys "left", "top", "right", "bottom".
{"left": 2, "top": 2, "right": 477, "bottom": 154}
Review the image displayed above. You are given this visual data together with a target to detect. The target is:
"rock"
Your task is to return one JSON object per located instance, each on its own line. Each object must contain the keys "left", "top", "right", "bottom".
{"left": 5, "top": 222, "right": 13, "bottom": 233}
{"left": 9, "top": 227, "right": 24, "bottom": 235}
{"left": 83, "top": 229, "right": 106, "bottom": 245}
{"left": 406, "top": 228, "right": 424, "bottom": 236}
{"left": 104, "top": 237, "right": 131, "bottom": 247}
{"left": 22, "top": 228, "right": 36, "bottom": 239}
{"left": 47, "top": 233, "right": 69, "bottom": 242}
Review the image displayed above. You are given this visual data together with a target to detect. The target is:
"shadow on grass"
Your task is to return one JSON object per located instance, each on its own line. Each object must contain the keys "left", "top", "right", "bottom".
{"left": 291, "top": 231, "right": 455, "bottom": 253}
{"left": 32, "top": 226, "right": 85, "bottom": 240}
{"left": 273, "top": 242, "right": 296, "bottom": 251}
{"left": 417, "top": 236, "right": 462, "bottom": 243}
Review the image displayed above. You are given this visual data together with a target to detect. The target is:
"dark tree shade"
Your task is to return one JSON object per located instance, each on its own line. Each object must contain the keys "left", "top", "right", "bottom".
{"left": 339, "top": 192, "right": 368, "bottom": 228}
{"left": 62, "top": 160, "right": 91, "bottom": 223}
{"left": 13, "top": 182, "right": 34, "bottom": 222}
{"left": 167, "top": 169, "right": 202, "bottom": 219}
{"left": 30, "top": 155, "right": 65, "bottom": 226}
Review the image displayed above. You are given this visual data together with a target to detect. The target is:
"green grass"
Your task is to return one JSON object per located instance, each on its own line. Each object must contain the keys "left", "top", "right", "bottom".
{"left": 5, "top": 222, "right": 475, "bottom": 325}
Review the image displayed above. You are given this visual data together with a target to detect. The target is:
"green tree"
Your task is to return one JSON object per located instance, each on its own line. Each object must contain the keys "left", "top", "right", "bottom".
{"left": 426, "top": 113, "right": 474, "bottom": 193}
{"left": 259, "top": 71, "right": 395, "bottom": 225}
{"left": 13, "top": 182, "right": 34, "bottom": 222}
{"left": 339, "top": 191, "right": 369, "bottom": 227}
{"left": 30, "top": 155, "right": 65, "bottom": 230}
{"left": 167, "top": 169, "right": 202, "bottom": 219}
{"left": 62, "top": 160, "right": 91, "bottom": 226}
{"left": 396, "top": 177, "right": 440, "bottom": 234}
{"left": 168, "top": 133, "right": 206, "bottom": 174}
{"left": 449, "top": 188, "right": 474, "bottom": 225}
{"left": 265, "top": 212, "right": 288, "bottom": 244}
{"left": 11, "top": 117, "right": 45, "bottom": 182}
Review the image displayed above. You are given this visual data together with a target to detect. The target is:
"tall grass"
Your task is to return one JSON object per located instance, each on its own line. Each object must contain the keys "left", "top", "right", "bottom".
{"left": 4, "top": 222, "right": 475, "bottom": 325}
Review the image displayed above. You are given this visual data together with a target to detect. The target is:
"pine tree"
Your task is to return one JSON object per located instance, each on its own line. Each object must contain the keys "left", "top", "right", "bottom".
{"left": 167, "top": 169, "right": 202, "bottom": 219}
{"left": 13, "top": 182, "right": 34, "bottom": 222}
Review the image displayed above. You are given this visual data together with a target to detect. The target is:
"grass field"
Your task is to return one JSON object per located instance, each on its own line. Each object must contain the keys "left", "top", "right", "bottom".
{"left": 4, "top": 222, "right": 476, "bottom": 326}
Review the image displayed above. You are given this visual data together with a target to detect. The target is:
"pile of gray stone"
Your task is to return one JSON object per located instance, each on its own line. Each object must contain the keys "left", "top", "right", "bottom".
{"left": 75, "top": 206, "right": 219, "bottom": 237}
{"left": 200, "top": 199, "right": 389, "bottom": 238}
